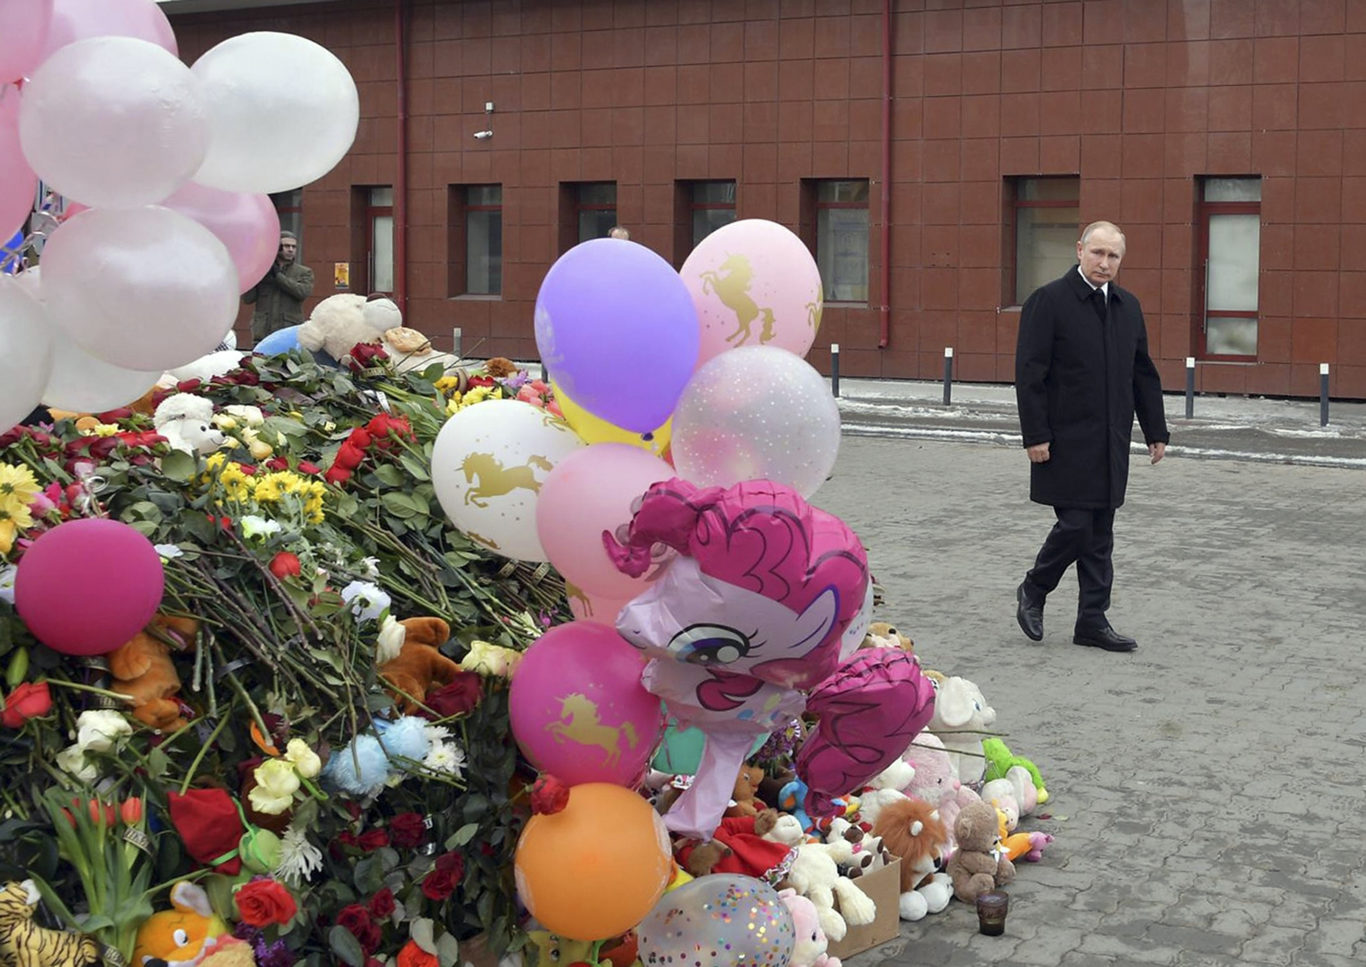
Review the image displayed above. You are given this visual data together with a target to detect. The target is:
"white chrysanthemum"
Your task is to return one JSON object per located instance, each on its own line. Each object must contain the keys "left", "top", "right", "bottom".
{"left": 423, "top": 740, "right": 467, "bottom": 779}
{"left": 275, "top": 823, "right": 324, "bottom": 887}
{"left": 153, "top": 544, "right": 184, "bottom": 560}
{"left": 240, "top": 515, "right": 282, "bottom": 541}
{"left": 422, "top": 724, "right": 452, "bottom": 745}
{"left": 340, "top": 580, "right": 390, "bottom": 623}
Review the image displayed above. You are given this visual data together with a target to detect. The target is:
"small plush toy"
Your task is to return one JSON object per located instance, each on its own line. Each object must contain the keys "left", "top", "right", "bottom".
{"left": 297, "top": 292, "right": 401, "bottom": 363}
{"left": 901, "top": 732, "right": 981, "bottom": 850}
{"left": 106, "top": 614, "right": 197, "bottom": 731}
{"left": 0, "top": 879, "right": 99, "bottom": 967}
{"left": 773, "top": 776, "right": 817, "bottom": 835}
{"left": 980, "top": 778, "right": 1023, "bottom": 830}
{"left": 927, "top": 675, "right": 997, "bottom": 786}
{"left": 860, "top": 620, "right": 914, "bottom": 654}
{"left": 982, "top": 737, "right": 1049, "bottom": 806}
{"left": 133, "top": 880, "right": 256, "bottom": 967}
{"left": 761, "top": 819, "right": 875, "bottom": 942}
{"left": 778, "top": 889, "right": 841, "bottom": 967}
{"left": 674, "top": 809, "right": 796, "bottom": 884}
{"left": 997, "top": 810, "right": 1054, "bottom": 863}
{"left": 377, "top": 616, "right": 462, "bottom": 714}
{"left": 851, "top": 757, "right": 915, "bottom": 828}
{"left": 152, "top": 393, "right": 227, "bottom": 455}
{"left": 822, "top": 816, "right": 891, "bottom": 879}
{"left": 724, "top": 763, "right": 767, "bottom": 818}
{"left": 870, "top": 797, "right": 953, "bottom": 921}
{"left": 165, "top": 349, "right": 249, "bottom": 385}
{"left": 945, "top": 801, "right": 1015, "bottom": 903}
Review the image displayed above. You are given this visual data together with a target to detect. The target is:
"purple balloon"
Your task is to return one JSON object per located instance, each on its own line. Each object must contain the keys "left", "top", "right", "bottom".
{"left": 509, "top": 620, "right": 664, "bottom": 787}
{"left": 534, "top": 238, "right": 698, "bottom": 433}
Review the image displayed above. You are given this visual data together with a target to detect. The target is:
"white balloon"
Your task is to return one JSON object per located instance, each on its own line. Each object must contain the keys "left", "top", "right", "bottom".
{"left": 671, "top": 345, "right": 841, "bottom": 498}
{"left": 39, "top": 206, "right": 239, "bottom": 371}
{"left": 0, "top": 279, "right": 54, "bottom": 432}
{"left": 42, "top": 339, "right": 160, "bottom": 413}
{"left": 18, "top": 36, "right": 207, "bottom": 208}
{"left": 191, "top": 32, "right": 359, "bottom": 193}
{"left": 431, "top": 400, "right": 585, "bottom": 562}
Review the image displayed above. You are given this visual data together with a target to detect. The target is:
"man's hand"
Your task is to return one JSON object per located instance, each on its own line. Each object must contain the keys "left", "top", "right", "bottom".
{"left": 1149, "top": 442, "right": 1166, "bottom": 465}
{"left": 1026, "top": 442, "right": 1050, "bottom": 463}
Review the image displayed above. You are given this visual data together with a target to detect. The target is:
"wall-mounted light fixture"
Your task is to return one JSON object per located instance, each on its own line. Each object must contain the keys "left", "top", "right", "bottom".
{"left": 473, "top": 100, "right": 494, "bottom": 140}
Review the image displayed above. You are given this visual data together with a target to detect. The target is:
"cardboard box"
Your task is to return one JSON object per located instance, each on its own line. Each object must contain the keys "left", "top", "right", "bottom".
{"left": 827, "top": 858, "right": 902, "bottom": 960}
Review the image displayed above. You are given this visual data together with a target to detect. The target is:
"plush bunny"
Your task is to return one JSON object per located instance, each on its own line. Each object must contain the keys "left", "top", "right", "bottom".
{"left": 927, "top": 675, "right": 997, "bottom": 786}
{"left": 901, "top": 732, "right": 981, "bottom": 850}
{"left": 779, "top": 889, "right": 841, "bottom": 967}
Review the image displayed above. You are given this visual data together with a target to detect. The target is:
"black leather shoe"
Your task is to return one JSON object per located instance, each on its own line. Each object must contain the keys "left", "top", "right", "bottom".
{"left": 1073, "top": 624, "right": 1137, "bottom": 652}
{"left": 1016, "top": 583, "right": 1043, "bottom": 641}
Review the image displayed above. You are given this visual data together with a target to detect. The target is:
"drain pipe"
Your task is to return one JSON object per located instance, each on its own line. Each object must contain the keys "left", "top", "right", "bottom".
{"left": 878, "top": 0, "right": 892, "bottom": 348}
{"left": 393, "top": 0, "right": 409, "bottom": 314}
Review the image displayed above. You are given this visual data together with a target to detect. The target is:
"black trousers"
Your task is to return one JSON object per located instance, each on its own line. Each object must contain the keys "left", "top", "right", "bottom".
{"left": 1024, "top": 506, "right": 1116, "bottom": 629}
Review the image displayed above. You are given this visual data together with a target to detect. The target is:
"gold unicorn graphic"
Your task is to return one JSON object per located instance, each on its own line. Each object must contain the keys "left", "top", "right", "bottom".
{"left": 806, "top": 298, "right": 823, "bottom": 331}
{"left": 699, "top": 254, "right": 777, "bottom": 345}
{"left": 545, "top": 693, "right": 639, "bottom": 766}
{"left": 461, "top": 452, "right": 553, "bottom": 507}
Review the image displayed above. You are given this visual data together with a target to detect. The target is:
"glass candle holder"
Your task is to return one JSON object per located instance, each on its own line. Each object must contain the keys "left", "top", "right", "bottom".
{"left": 976, "top": 890, "right": 1009, "bottom": 935}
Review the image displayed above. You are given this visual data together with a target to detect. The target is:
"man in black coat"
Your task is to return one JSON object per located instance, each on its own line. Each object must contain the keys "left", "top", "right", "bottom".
{"left": 1014, "top": 220, "right": 1169, "bottom": 652}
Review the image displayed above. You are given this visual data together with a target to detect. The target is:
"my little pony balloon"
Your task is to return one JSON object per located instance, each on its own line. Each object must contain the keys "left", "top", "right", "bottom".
{"left": 605, "top": 478, "right": 869, "bottom": 838}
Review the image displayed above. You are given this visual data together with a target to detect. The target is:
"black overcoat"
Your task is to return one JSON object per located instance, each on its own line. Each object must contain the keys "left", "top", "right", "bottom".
{"left": 1015, "top": 267, "right": 1169, "bottom": 509}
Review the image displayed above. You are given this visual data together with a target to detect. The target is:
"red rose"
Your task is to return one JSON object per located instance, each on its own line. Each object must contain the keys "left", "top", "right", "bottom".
{"left": 529, "top": 775, "right": 570, "bottom": 816}
{"left": 176, "top": 378, "right": 203, "bottom": 392}
{"left": 357, "top": 828, "right": 389, "bottom": 852}
{"left": 368, "top": 887, "right": 395, "bottom": 919}
{"left": 336, "top": 904, "right": 381, "bottom": 953}
{"left": 297, "top": 460, "right": 321, "bottom": 475}
{"left": 420, "top": 869, "right": 457, "bottom": 902}
{"left": 268, "top": 552, "right": 302, "bottom": 579}
{"left": 435, "top": 851, "right": 464, "bottom": 877}
{"left": 335, "top": 830, "right": 360, "bottom": 851}
{"left": 266, "top": 457, "right": 288, "bottom": 471}
{"left": 421, "top": 672, "right": 483, "bottom": 719}
{"left": 235, "top": 878, "right": 297, "bottom": 927}
{"left": 324, "top": 467, "right": 352, "bottom": 486}
{"left": 389, "top": 812, "right": 427, "bottom": 849}
{"left": 334, "top": 441, "right": 367, "bottom": 470}
{"left": 2, "top": 682, "right": 52, "bottom": 729}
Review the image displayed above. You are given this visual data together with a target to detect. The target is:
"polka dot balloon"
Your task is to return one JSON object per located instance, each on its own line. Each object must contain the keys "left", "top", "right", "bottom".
{"left": 637, "top": 874, "right": 795, "bottom": 967}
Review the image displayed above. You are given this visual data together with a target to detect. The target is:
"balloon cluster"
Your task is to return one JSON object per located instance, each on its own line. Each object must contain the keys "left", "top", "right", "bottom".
{"left": 0, "top": 0, "right": 360, "bottom": 427}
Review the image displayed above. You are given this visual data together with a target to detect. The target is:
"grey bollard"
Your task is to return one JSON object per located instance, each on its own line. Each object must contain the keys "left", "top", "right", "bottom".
{"left": 1185, "top": 356, "right": 1195, "bottom": 419}
{"left": 1320, "top": 363, "right": 1329, "bottom": 427}
{"left": 830, "top": 343, "right": 840, "bottom": 398}
{"left": 943, "top": 347, "right": 953, "bottom": 405}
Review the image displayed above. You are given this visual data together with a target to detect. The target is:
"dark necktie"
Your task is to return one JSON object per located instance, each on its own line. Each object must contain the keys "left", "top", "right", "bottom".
{"left": 1092, "top": 286, "right": 1107, "bottom": 323}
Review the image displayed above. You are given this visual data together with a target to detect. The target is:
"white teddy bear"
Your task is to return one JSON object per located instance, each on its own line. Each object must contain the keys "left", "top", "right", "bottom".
{"left": 851, "top": 758, "right": 915, "bottom": 828}
{"left": 152, "top": 394, "right": 226, "bottom": 454}
{"left": 297, "top": 293, "right": 401, "bottom": 363}
{"left": 762, "top": 812, "right": 876, "bottom": 943}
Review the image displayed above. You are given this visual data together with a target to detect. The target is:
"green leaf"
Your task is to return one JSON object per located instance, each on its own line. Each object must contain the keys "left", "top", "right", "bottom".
{"left": 448, "top": 823, "right": 479, "bottom": 847}
{"left": 160, "top": 449, "right": 197, "bottom": 482}
{"left": 399, "top": 453, "right": 431, "bottom": 481}
{"left": 328, "top": 925, "right": 366, "bottom": 967}
{"left": 372, "top": 464, "right": 405, "bottom": 488}
{"left": 437, "top": 933, "right": 461, "bottom": 967}
{"left": 380, "top": 492, "right": 419, "bottom": 518}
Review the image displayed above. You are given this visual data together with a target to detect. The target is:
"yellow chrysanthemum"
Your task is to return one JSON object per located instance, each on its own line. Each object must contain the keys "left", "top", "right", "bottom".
{"left": 250, "top": 477, "right": 283, "bottom": 503}
{"left": 0, "top": 464, "right": 40, "bottom": 512}
{"left": 460, "top": 386, "right": 495, "bottom": 409}
{"left": 445, "top": 395, "right": 461, "bottom": 417}
{"left": 434, "top": 376, "right": 461, "bottom": 394}
{"left": 0, "top": 517, "right": 17, "bottom": 555}
{"left": 0, "top": 503, "right": 33, "bottom": 555}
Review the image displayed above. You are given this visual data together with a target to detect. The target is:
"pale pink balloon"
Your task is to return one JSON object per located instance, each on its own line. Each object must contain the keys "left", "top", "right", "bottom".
{"left": 159, "top": 182, "right": 280, "bottom": 293}
{"left": 39, "top": 0, "right": 176, "bottom": 62}
{"left": 680, "top": 218, "right": 824, "bottom": 368}
{"left": 536, "top": 442, "right": 673, "bottom": 600}
{"left": 0, "top": 89, "right": 36, "bottom": 240}
{"left": 0, "top": 0, "right": 54, "bottom": 82}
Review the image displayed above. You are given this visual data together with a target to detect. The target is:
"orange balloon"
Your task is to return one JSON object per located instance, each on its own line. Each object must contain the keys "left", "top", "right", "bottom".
{"left": 514, "top": 783, "right": 672, "bottom": 941}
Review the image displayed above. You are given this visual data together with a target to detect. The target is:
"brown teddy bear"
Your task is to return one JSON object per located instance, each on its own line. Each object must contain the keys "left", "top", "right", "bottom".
{"left": 107, "top": 615, "right": 198, "bottom": 731}
{"left": 861, "top": 620, "right": 915, "bottom": 654}
{"left": 945, "top": 800, "right": 1015, "bottom": 903}
{"left": 377, "top": 616, "right": 462, "bottom": 714}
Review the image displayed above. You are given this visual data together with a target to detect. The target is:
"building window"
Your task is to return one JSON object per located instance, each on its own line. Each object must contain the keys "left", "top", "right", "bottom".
{"left": 351, "top": 186, "right": 393, "bottom": 295}
{"left": 1007, "top": 176, "right": 1080, "bottom": 305}
{"left": 687, "top": 180, "right": 737, "bottom": 247}
{"left": 270, "top": 189, "right": 303, "bottom": 242}
{"left": 448, "top": 185, "right": 502, "bottom": 297}
{"left": 1197, "top": 177, "right": 1261, "bottom": 359}
{"left": 558, "top": 182, "right": 617, "bottom": 252}
{"left": 802, "top": 179, "right": 868, "bottom": 304}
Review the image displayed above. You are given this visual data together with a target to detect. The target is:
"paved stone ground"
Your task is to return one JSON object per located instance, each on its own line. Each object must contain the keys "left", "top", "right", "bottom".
{"left": 814, "top": 404, "right": 1366, "bottom": 967}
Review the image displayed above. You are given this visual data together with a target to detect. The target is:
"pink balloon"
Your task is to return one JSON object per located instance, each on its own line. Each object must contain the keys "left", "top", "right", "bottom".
{"left": 536, "top": 443, "right": 672, "bottom": 601}
{"left": 14, "top": 518, "right": 165, "bottom": 656}
{"left": 509, "top": 621, "right": 664, "bottom": 787}
{"left": 39, "top": 0, "right": 176, "bottom": 62}
{"left": 160, "top": 182, "right": 280, "bottom": 293}
{"left": 0, "top": 90, "right": 36, "bottom": 240}
{"left": 0, "top": 0, "right": 54, "bottom": 82}
{"left": 680, "top": 218, "right": 824, "bottom": 368}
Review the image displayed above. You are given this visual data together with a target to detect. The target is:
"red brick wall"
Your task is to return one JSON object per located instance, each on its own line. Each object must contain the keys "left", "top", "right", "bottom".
{"left": 171, "top": 0, "right": 1366, "bottom": 398}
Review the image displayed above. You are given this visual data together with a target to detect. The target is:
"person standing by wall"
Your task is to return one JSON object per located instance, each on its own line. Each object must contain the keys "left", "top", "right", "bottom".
{"left": 243, "top": 230, "right": 314, "bottom": 343}
{"left": 1013, "top": 220, "right": 1169, "bottom": 653}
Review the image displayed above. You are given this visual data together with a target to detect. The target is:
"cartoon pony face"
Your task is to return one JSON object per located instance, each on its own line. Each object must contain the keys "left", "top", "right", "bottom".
{"left": 607, "top": 478, "right": 868, "bottom": 696}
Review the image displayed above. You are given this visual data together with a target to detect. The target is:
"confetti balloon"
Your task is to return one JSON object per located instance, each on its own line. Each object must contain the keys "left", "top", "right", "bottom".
{"left": 637, "top": 874, "right": 795, "bottom": 967}
{"left": 670, "top": 345, "right": 840, "bottom": 498}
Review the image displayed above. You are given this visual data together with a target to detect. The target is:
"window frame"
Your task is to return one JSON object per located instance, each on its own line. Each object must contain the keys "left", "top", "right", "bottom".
{"left": 1005, "top": 175, "right": 1080, "bottom": 307}
{"left": 802, "top": 178, "right": 870, "bottom": 306}
{"left": 1195, "top": 177, "right": 1261, "bottom": 362}
{"left": 447, "top": 184, "right": 503, "bottom": 298}
{"left": 558, "top": 181, "right": 618, "bottom": 252}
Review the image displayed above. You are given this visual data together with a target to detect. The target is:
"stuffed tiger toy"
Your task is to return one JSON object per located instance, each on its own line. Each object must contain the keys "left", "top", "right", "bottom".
{"left": 0, "top": 880, "right": 99, "bottom": 967}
